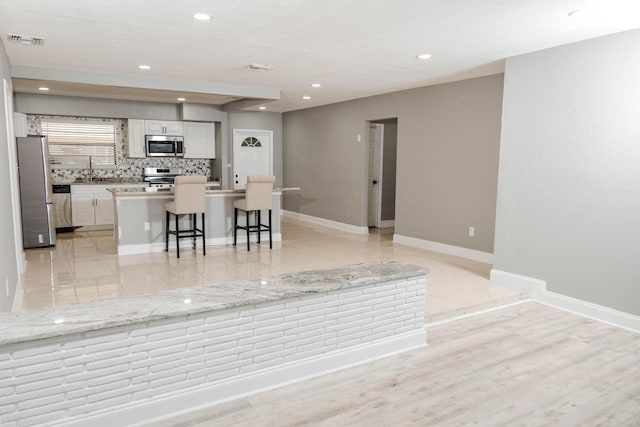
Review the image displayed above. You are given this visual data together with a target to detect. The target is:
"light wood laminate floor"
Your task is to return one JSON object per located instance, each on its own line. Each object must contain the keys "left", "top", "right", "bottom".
{"left": 19, "top": 217, "right": 520, "bottom": 321}
{"left": 141, "top": 302, "right": 640, "bottom": 427}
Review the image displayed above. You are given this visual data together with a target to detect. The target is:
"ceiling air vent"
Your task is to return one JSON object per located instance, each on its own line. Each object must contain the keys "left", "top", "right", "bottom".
{"left": 248, "top": 63, "right": 272, "bottom": 72}
{"left": 8, "top": 33, "right": 45, "bottom": 46}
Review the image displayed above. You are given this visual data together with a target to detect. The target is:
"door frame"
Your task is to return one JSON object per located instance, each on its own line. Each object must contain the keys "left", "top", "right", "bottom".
{"left": 232, "top": 128, "right": 273, "bottom": 189}
{"left": 367, "top": 122, "right": 384, "bottom": 228}
{"left": 3, "top": 79, "right": 25, "bottom": 275}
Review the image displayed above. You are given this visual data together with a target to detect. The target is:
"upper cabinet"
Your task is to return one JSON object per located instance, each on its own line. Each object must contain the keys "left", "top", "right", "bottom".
{"left": 145, "top": 120, "right": 183, "bottom": 136}
{"left": 126, "top": 119, "right": 215, "bottom": 159}
{"left": 184, "top": 122, "right": 216, "bottom": 159}
{"left": 127, "top": 119, "right": 146, "bottom": 158}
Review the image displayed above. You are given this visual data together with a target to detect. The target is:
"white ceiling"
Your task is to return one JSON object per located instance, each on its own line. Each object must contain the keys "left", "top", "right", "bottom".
{"left": 1, "top": 0, "right": 640, "bottom": 112}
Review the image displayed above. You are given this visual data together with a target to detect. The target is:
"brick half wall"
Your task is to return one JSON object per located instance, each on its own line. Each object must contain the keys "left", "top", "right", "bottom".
{"left": 1, "top": 276, "right": 426, "bottom": 427}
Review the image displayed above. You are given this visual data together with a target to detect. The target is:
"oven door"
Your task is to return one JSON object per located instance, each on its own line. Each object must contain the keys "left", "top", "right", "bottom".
{"left": 146, "top": 136, "right": 177, "bottom": 157}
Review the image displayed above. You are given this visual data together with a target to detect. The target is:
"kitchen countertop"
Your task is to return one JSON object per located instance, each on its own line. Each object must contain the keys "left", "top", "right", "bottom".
{"left": 0, "top": 263, "right": 427, "bottom": 346}
{"left": 108, "top": 185, "right": 298, "bottom": 196}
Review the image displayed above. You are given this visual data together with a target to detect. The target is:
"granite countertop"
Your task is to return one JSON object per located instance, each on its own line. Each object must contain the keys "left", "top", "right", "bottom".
{"left": 0, "top": 263, "right": 427, "bottom": 346}
{"left": 109, "top": 185, "right": 298, "bottom": 196}
{"left": 55, "top": 178, "right": 146, "bottom": 185}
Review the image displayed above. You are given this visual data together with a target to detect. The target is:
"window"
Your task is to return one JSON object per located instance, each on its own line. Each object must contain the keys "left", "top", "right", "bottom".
{"left": 241, "top": 136, "right": 262, "bottom": 147}
{"left": 41, "top": 120, "right": 117, "bottom": 169}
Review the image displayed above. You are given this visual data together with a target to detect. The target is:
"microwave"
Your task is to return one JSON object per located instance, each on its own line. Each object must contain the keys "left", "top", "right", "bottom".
{"left": 145, "top": 135, "right": 184, "bottom": 157}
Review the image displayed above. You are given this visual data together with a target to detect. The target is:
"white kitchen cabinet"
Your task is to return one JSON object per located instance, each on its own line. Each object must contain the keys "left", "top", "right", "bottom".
{"left": 127, "top": 119, "right": 146, "bottom": 158}
{"left": 71, "top": 193, "right": 96, "bottom": 226}
{"left": 145, "top": 120, "right": 183, "bottom": 136}
{"left": 71, "top": 185, "right": 114, "bottom": 227}
{"left": 184, "top": 122, "right": 215, "bottom": 159}
{"left": 94, "top": 193, "right": 115, "bottom": 225}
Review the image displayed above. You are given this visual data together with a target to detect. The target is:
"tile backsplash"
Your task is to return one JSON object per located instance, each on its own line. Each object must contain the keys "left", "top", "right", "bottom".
{"left": 27, "top": 115, "right": 212, "bottom": 183}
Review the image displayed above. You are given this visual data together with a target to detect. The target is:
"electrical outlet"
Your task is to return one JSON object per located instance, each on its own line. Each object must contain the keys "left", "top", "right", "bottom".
{"left": 38, "top": 234, "right": 44, "bottom": 244}
{"left": 5, "top": 279, "right": 9, "bottom": 297}
{"left": 357, "top": 134, "right": 361, "bottom": 142}
{"left": 468, "top": 226, "right": 475, "bottom": 237}
{"left": 144, "top": 222, "right": 150, "bottom": 231}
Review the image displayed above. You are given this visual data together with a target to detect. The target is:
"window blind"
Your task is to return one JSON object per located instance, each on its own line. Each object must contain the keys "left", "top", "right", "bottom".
{"left": 41, "top": 120, "right": 117, "bottom": 169}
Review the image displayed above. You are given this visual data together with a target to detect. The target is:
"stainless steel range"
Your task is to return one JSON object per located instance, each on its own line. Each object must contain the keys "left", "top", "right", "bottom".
{"left": 143, "top": 167, "right": 183, "bottom": 187}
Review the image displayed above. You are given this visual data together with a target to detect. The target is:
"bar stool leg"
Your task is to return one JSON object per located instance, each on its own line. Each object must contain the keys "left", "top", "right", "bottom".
{"left": 268, "top": 209, "right": 272, "bottom": 249}
{"left": 257, "top": 210, "right": 261, "bottom": 244}
{"left": 233, "top": 208, "right": 238, "bottom": 246}
{"left": 176, "top": 213, "right": 180, "bottom": 258}
{"left": 165, "top": 211, "right": 169, "bottom": 252}
{"left": 246, "top": 210, "right": 250, "bottom": 251}
{"left": 201, "top": 212, "right": 206, "bottom": 255}
{"left": 191, "top": 213, "right": 196, "bottom": 250}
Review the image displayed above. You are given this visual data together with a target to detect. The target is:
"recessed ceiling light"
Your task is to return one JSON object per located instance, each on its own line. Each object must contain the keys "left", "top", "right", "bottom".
{"left": 193, "top": 13, "right": 211, "bottom": 21}
{"left": 138, "top": 65, "right": 151, "bottom": 70}
{"left": 311, "top": 83, "right": 322, "bottom": 88}
{"left": 177, "top": 97, "right": 186, "bottom": 102}
{"left": 54, "top": 318, "right": 64, "bottom": 324}
{"left": 38, "top": 87, "right": 49, "bottom": 91}
{"left": 184, "top": 298, "right": 192, "bottom": 304}
{"left": 417, "top": 54, "right": 432, "bottom": 60}
{"left": 302, "top": 96, "right": 311, "bottom": 100}
{"left": 259, "top": 106, "right": 266, "bottom": 110}
{"left": 260, "top": 280, "right": 268, "bottom": 285}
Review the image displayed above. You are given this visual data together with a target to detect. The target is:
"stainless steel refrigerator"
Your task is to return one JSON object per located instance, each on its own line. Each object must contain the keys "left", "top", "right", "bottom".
{"left": 16, "top": 135, "right": 56, "bottom": 248}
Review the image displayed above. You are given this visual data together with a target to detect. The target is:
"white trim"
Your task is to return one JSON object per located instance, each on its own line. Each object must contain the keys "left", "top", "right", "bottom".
{"left": 117, "top": 233, "right": 282, "bottom": 256}
{"left": 60, "top": 329, "right": 426, "bottom": 427}
{"left": 282, "top": 210, "right": 369, "bottom": 235}
{"left": 368, "top": 122, "right": 384, "bottom": 228}
{"left": 379, "top": 220, "right": 395, "bottom": 228}
{"left": 4, "top": 82, "right": 26, "bottom": 277}
{"left": 490, "top": 269, "right": 640, "bottom": 333}
{"left": 10, "top": 278, "right": 24, "bottom": 312}
{"left": 426, "top": 299, "right": 529, "bottom": 327}
{"left": 489, "top": 269, "right": 545, "bottom": 296}
{"left": 393, "top": 234, "right": 493, "bottom": 264}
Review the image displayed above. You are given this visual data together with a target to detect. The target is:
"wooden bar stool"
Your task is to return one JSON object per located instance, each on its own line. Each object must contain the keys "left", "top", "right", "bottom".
{"left": 165, "top": 176, "right": 206, "bottom": 258}
{"left": 233, "top": 175, "right": 275, "bottom": 251}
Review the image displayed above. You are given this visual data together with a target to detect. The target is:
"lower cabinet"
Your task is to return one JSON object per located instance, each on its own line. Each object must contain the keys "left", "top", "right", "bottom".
{"left": 71, "top": 185, "right": 114, "bottom": 227}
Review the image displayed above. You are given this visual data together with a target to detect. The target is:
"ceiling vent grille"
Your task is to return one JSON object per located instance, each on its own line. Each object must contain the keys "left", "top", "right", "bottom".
{"left": 8, "top": 34, "right": 45, "bottom": 46}
{"left": 248, "top": 63, "right": 272, "bottom": 72}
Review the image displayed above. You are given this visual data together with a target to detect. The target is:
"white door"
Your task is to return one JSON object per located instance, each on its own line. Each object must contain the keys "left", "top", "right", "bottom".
{"left": 368, "top": 123, "right": 383, "bottom": 227}
{"left": 233, "top": 129, "right": 273, "bottom": 189}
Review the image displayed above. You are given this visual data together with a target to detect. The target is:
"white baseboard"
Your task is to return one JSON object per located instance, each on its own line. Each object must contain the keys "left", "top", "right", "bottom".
{"left": 393, "top": 234, "right": 494, "bottom": 264}
{"left": 281, "top": 210, "right": 369, "bottom": 235}
{"left": 117, "top": 233, "right": 282, "bottom": 256}
{"left": 489, "top": 269, "right": 545, "bottom": 296}
{"left": 379, "top": 220, "right": 395, "bottom": 228}
{"left": 62, "top": 329, "right": 426, "bottom": 427}
{"left": 490, "top": 269, "right": 640, "bottom": 333}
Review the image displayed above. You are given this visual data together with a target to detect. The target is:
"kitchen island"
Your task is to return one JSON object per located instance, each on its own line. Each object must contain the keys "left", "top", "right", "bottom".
{"left": 109, "top": 185, "right": 282, "bottom": 255}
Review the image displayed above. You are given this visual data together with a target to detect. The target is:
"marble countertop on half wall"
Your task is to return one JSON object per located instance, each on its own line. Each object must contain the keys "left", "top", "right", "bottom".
{"left": 0, "top": 263, "right": 427, "bottom": 346}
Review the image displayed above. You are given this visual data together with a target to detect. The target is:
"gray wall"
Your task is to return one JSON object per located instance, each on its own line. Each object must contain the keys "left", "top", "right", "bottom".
{"left": 283, "top": 74, "right": 503, "bottom": 252}
{"left": 0, "top": 41, "right": 19, "bottom": 311}
{"left": 494, "top": 29, "right": 640, "bottom": 315}
{"left": 15, "top": 93, "right": 180, "bottom": 120}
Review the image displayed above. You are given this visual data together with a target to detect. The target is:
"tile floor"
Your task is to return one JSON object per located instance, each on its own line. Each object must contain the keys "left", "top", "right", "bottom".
{"left": 18, "top": 217, "right": 521, "bottom": 321}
